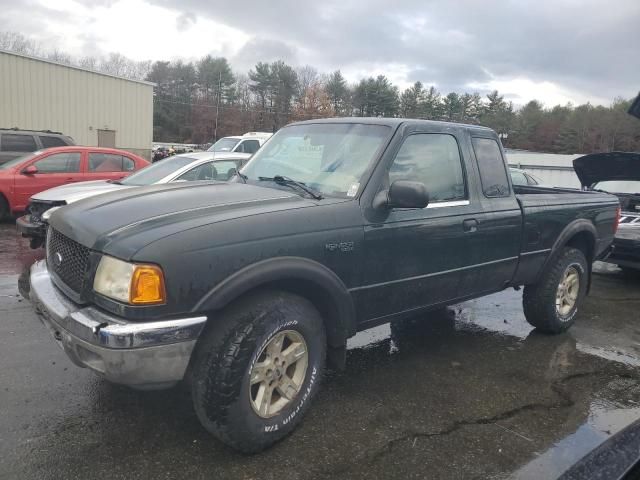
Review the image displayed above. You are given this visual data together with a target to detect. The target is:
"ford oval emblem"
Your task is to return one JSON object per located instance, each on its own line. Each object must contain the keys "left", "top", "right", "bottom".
{"left": 53, "top": 252, "right": 63, "bottom": 267}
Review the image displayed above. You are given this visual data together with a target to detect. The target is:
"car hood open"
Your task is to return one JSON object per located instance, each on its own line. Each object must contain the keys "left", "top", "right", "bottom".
{"left": 573, "top": 152, "right": 640, "bottom": 187}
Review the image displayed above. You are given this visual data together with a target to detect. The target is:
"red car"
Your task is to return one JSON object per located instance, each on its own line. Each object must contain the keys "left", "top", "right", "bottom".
{"left": 0, "top": 146, "right": 149, "bottom": 218}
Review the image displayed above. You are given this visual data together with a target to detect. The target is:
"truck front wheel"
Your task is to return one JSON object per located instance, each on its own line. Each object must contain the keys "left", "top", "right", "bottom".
{"left": 523, "top": 247, "right": 588, "bottom": 334}
{"left": 191, "top": 291, "right": 326, "bottom": 453}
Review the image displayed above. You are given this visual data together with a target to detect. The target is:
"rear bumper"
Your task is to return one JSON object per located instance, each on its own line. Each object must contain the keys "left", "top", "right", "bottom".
{"left": 29, "top": 260, "right": 207, "bottom": 389}
{"left": 606, "top": 233, "right": 640, "bottom": 270}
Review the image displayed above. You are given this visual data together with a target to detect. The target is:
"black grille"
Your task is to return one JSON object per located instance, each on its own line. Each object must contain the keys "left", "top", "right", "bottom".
{"left": 47, "top": 228, "right": 90, "bottom": 294}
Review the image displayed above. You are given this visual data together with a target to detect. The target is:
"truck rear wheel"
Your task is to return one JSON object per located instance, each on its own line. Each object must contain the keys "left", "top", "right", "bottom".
{"left": 191, "top": 291, "right": 326, "bottom": 453}
{"left": 523, "top": 247, "right": 588, "bottom": 334}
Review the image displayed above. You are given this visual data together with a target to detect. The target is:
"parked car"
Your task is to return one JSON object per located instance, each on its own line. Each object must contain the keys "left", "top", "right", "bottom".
{"left": 152, "top": 146, "right": 171, "bottom": 162}
{"left": 27, "top": 118, "right": 619, "bottom": 453}
{"left": 509, "top": 167, "right": 543, "bottom": 186}
{"left": 574, "top": 151, "right": 640, "bottom": 273}
{"left": 207, "top": 131, "right": 272, "bottom": 154}
{"left": 0, "top": 146, "right": 148, "bottom": 220}
{"left": 0, "top": 128, "right": 75, "bottom": 165}
{"left": 17, "top": 152, "right": 249, "bottom": 247}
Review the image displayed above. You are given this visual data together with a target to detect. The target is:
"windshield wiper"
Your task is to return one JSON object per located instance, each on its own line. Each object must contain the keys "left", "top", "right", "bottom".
{"left": 258, "top": 175, "right": 323, "bottom": 200}
{"left": 108, "top": 179, "right": 122, "bottom": 185}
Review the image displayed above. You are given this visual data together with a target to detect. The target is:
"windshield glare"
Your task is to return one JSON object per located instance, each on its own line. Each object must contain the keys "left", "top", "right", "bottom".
{"left": 594, "top": 180, "right": 640, "bottom": 194}
{"left": 0, "top": 152, "right": 40, "bottom": 170}
{"left": 207, "top": 138, "right": 240, "bottom": 152}
{"left": 241, "top": 123, "right": 391, "bottom": 198}
{"left": 121, "top": 155, "right": 197, "bottom": 185}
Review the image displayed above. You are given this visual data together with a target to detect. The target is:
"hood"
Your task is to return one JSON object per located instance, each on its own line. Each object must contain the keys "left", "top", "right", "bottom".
{"left": 49, "top": 182, "right": 310, "bottom": 258}
{"left": 573, "top": 152, "right": 640, "bottom": 187}
{"left": 31, "top": 180, "right": 131, "bottom": 204}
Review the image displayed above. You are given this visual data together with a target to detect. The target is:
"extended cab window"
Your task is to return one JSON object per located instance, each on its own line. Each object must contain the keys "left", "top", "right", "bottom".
{"left": 472, "top": 138, "right": 510, "bottom": 197}
{"left": 33, "top": 152, "right": 81, "bottom": 173}
{"left": 389, "top": 133, "right": 466, "bottom": 202}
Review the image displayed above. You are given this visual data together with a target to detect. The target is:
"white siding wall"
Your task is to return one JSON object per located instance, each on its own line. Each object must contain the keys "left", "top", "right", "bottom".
{"left": 0, "top": 50, "right": 153, "bottom": 157}
{"left": 506, "top": 152, "right": 583, "bottom": 188}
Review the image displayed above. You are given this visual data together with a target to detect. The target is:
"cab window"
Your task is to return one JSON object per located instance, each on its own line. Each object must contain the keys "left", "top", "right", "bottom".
{"left": 472, "top": 137, "right": 510, "bottom": 198}
{"left": 388, "top": 133, "right": 466, "bottom": 202}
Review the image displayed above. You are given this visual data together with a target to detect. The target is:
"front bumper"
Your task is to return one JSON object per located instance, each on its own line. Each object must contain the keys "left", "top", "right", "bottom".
{"left": 29, "top": 260, "right": 207, "bottom": 389}
{"left": 16, "top": 214, "right": 47, "bottom": 239}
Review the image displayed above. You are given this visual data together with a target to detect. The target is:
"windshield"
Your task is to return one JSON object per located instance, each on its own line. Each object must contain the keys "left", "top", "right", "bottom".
{"left": 241, "top": 123, "right": 391, "bottom": 198}
{"left": 594, "top": 180, "right": 640, "bottom": 195}
{"left": 0, "top": 152, "right": 40, "bottom": 170}
{"left": 120, "top": 155, "right": 197, "bottom": 185}
{"left": 207, "top": 137, "right": 240, "bottom": 152}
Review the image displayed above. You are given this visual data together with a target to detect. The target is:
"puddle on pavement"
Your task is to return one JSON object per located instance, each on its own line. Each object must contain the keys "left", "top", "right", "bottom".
{"left": 345, "top": 303, "right": 640, "bottom": 480}
{"left": 513, "top": 396, "right": 640, "bottom": 479}
{"left": 0, "top": 222, "right": 43, "bottom": 276}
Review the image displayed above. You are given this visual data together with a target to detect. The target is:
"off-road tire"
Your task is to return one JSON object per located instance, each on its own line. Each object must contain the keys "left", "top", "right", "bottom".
{"left": 523, "top": 247, "right": 588, "bottom": 334}
{"left": 191, "top": 290, "right": 326, "bottom": 453}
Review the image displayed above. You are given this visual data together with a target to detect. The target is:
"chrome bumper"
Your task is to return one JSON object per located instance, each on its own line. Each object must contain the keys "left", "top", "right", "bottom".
{"left": 29, "top": 260, "right": 207, "bottom": 389}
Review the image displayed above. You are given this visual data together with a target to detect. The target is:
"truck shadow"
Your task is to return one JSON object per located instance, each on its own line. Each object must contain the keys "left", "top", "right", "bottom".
{"left": 21, "top": 307, "right": 640, "bottom": 480}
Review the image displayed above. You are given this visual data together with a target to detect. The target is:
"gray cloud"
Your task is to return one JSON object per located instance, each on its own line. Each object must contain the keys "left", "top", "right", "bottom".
{"left": 3, "top": 0, "right": 639, "bottom": 104}
{"left": 150, "top": 0, "right": 640, "bottom": 103}
{"left": 175, "top": 11, "right": 196, "bottom": 32}
{"left": 232, "top": 37, "right": 299, "bottom": 72}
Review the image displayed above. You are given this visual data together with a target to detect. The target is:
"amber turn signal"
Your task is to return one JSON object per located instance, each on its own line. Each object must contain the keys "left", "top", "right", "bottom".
{"left": 130, "top": 265, "right": 166, "bottom": 305}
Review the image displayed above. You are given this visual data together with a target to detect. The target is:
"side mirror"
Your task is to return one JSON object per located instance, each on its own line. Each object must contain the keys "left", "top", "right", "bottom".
{"left": 374, "top": 180, "right": 429, "bottom": 209}
{"left": 22, "top": 165, "right": 38, "bottom": 175}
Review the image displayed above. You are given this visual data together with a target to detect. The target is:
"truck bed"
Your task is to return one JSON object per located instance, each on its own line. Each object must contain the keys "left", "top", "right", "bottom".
{"left": 511, "top": 184, "right": 619, "bottom": 285}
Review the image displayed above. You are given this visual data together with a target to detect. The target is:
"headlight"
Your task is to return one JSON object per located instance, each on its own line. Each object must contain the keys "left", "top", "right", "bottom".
{"left": 93, "top": 256, "right": 166, "bottom": 305}
{"left": 42, "top": 206, "right": 62, "bottom": 221}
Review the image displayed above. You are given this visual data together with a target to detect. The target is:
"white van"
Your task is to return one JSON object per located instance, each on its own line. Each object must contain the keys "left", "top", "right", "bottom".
{"left": 207, "top": 132, "right": 272, "bottom": 154}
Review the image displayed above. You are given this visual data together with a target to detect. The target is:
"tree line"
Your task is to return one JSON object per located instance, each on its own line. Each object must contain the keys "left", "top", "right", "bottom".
{"left": 2, "top": 31, "right": 639, "bottom": 153}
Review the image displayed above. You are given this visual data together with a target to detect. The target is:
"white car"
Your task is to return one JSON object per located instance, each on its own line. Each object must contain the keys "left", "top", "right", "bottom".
{"left": 207, "top": 132, "right": 272, "bottom": 154}
{"left": 18, "top": 152, "right": 249, "bottom": 247}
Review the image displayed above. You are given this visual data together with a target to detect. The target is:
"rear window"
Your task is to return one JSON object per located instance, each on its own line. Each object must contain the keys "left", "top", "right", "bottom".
{"left": 121, "top": 155, "right": 196, "bottom": 185}
{"left": 89, "top": 153, "right": 136, "bottom": 172}
{"left": 1, "top": 134, "right": 37, "bottom": 152}
{"left": 238, "top": 139, "right": 260, "bottom": 154}
{"left": 39, "top": 136, "right": 68, "bottom": 148}
{"left": 472, "top": 137, "right": 510, "bottom": 198}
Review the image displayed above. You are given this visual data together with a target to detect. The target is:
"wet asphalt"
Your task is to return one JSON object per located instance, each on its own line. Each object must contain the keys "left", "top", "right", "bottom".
{"left": 1, "top": 221, "right": 640, "bottom": 480}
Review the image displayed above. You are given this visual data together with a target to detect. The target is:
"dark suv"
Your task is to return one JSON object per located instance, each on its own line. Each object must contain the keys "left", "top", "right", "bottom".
{"left": 0, "top": 129, "right": 75, "bottom": 165}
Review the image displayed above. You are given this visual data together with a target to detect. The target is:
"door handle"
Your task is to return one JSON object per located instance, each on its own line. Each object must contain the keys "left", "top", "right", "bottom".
{"left": 463, "top": 218, "right": 479, "bottom": 233}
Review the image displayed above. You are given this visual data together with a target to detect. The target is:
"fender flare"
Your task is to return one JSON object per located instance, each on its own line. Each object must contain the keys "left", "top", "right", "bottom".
{"left": 538, "top": 219, "right": 597, "bottom": 284}
{"left": 193, "top": 256, "right": 357, "bottom": 347}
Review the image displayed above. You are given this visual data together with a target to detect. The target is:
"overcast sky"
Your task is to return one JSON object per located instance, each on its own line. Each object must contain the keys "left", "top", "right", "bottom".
{"left": 2, "top": 0, "right": 639, "bottom": 106}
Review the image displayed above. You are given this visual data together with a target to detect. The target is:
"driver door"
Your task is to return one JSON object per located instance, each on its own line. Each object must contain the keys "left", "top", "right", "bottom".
{"left": 13, "top": 151, "right": 83, "bottom": 210}
{"left": 354, "top": 131, "right": 482, "bottom": 322}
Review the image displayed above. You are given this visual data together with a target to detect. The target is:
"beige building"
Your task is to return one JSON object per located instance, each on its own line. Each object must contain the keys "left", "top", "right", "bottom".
{"left": 0, "top": 49, "right": 153, "bottom": 159}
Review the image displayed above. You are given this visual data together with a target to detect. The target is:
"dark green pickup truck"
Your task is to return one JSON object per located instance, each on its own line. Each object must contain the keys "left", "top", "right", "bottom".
{"left": 27, "top": 118, "right": 620, "bottom": 452}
